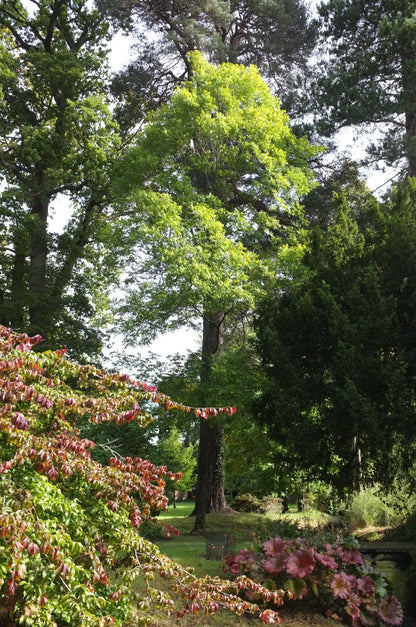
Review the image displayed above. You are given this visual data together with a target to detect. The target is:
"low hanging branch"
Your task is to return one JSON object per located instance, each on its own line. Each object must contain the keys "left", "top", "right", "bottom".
{"left": 0, "top": 325, "right": 284, "bottom": 626}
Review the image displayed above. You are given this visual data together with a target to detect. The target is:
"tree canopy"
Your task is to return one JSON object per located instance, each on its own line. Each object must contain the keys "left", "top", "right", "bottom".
{"left": 113, "top": 51, "right": 318, "bottom": 343}
{"left": 111, "top": 51, "right": 319, "bottom": 530}
{"left": 0, "top": 0, "right": 120, "bottom": 359}
{"left": 255, "top": 179, "right": 416, "bottom": 494}
{"left": 312, "top": 0, "right": 416, "bottom": 175}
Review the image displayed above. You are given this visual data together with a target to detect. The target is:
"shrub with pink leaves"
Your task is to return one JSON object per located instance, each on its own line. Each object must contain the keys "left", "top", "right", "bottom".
{"left": 0, "top": 326, "right": 286, "bottom": 626}
{"left": 224, "top": 536, "right": 404, "bottom": 626}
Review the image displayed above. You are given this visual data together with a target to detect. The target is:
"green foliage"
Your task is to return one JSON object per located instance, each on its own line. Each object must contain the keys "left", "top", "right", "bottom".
{"left": 151, "top": 427, "right": 197, "bottom": 499}
{"left": 113, "top": 51, "right": 319, "bottom": 344}
{"left": 105, "top": 0, "right": 317, "bottom": 127}
{"left": 0, "top": 0, "right": 120, "bottom": 358}
{"left": 389, "top": 510, "right": 416, "bottom": 543}
{"left": 312, "top": 0, "right": 416, "bottom": 174}
{"left": 306, "top": 482, "right": 338, "bottom": 515}
{"left": 111, "top": 51, "right": 319, "bottom": 533}
{"left": 345, "top": 488, "right": 393, "bottom": 531}
{"left": 378, "top": 469, "right": 416, "bottom": 523}
{"left": 255, "top": 178, "right": 416, "bottom": 494}
{"left": 0, "top": 326, "right": 288, "bottom": 626}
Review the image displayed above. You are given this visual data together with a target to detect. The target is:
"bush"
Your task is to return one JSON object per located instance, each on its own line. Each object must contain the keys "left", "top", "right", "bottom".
{"left": 224, "top": 535, "right": 403, "bottom": 625}
{"left": 262, "top": 495, "right": 283, "bottom": 515}
{"left": 307, "top": 481, "right": 338, "bottom": 514}
{"left": 378, "top": 474, "right": 416, "bottom": 523}
{"left": 346, "top": 487, "right": 394, "bottom": 530}
{"left": 0, "top": 327, "right": 286, "bottom": 626}
{"left": 387, "top": 509, "right": 416, "bottom": 542}
{"left": 232, "top": 493, "right": 267, "bottom": 513}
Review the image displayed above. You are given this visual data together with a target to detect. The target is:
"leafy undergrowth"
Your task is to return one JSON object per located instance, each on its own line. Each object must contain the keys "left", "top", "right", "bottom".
{"left": 147, "top": 504, "right": 346, "bottom": 626}
{"left": 384, "top": 510, "right": 416, "bottom": 542}
{"left": 129, "top": 573, "right": 344, "bottom": 627}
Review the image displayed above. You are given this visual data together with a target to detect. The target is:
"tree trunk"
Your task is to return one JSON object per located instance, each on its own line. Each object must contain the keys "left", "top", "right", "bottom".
{"left": 210, "top": 423, "right": 227, "bottom": 511}
{"left": 28, "top": 169, "right": 51, "bottom": 336}
{"left": 402, "top": 50, "right": 416, "bottom": 178}
{"left": 9, "top": 231, "right": 28, "bottom": 329}
{"left": 405, "top": 107, "right": 416, "bottom": 178}
{"left": 191, "top": 311, "right": 228, "bottom": 534}
{"left": 192, "top": 418, "right": 214, "bottom": 534}
{"left": 352, "top": 433, "right": 363, "bottom": 492}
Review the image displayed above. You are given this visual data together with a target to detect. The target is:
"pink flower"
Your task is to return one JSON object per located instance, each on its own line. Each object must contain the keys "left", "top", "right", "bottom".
{"left": 263, "top": 554, "right": 287, "bottom": 575}
{"left": 263, "top": 559, "right": 278, "bottom": 574}
{"left": 263, "top": 538, "right": 287, "bottom": 557}
{"left": 344, "top": 593, "right": 361, "bottom": 620}
{"left": 357, "top": 575, "right": 376, "bottom": 596}
{"left": 377, "top": 596, "right": 404, "bottom": 626}
{"left": 230, "top": 563, "right": 240, "bottom": 574}
{"left": 233, "top": 549, "right": 251, "bottom": 568}
{"left": 295, "top": 537, "right": 310, "bottom": 548}
{"left": 330, "top": 572, "right": 354, "bottom": 599}
{"left": 285, "top": 550, "right": 315, "bottom": 578}
{"left": 313, "top": 550, "right": 339, "bottom": 570}
{"left": 340, "top": 549, "right": 365, "bottom": 566}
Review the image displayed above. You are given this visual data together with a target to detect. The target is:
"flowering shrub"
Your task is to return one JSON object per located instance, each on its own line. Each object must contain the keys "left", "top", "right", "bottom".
{"left": 0, "top": 326, "right": 286, "bottom": 626}
{"left": 224, "top": 536, "right": 404, "bottom": 626}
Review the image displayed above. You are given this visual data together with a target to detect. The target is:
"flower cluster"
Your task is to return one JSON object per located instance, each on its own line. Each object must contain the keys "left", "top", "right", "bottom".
{"left": 224, "top": 536, "right": 404, "bottom": 626}
{"left": 0, "top": 326, "right": 279, "bottom": 626}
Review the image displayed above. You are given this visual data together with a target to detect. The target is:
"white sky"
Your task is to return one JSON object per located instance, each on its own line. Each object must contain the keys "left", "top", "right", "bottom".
{"left": 108, "top": 32, "right": 132, "bottom": 71}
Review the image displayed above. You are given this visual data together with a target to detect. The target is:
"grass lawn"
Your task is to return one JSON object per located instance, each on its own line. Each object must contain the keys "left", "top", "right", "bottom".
{"left": 156, "top": 501, "right": 335, "bottom": 574}
{"left": 133, "top": 502, "right": 346, "bottom": 627}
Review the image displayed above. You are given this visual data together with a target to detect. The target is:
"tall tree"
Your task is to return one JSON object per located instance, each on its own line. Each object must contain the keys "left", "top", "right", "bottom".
{"left": 103, "top": 0, "right": 317, "bottom": 128}
{"left": 255, "top": 179, "right": 416, "bottom": 494}
{"left": 311, "top": 0, "right": 416, "bottom": 176}
{"left": 0, "top": 0, "right": 120, "bottom": 359}
{"left": 112, "top": 52, "right": 319, "bottom": 531}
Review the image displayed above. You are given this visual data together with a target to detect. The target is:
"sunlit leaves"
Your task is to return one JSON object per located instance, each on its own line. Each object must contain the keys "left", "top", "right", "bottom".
{"left": 0, "top": 326, "right": 284, "bottom": 625}
{"left": 113, "top": 53, "right": 320, "bottom": 343}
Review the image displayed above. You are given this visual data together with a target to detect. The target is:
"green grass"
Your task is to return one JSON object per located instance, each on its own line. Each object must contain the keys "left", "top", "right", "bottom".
{"left": 134, "top": 502, "right": 346, "bottom": 626}
{"left": 156, "top": 501, "right": 335, "bottom": 576}
{"left": 156, "top": 508, "right": 269, "bottom": 576}
{"left": 159, "top": 501, "right": 194, "bottom": 520}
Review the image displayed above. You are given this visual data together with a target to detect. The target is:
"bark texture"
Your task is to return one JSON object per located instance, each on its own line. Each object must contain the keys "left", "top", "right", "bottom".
{"left": 192, "top": 311, "right": 229, "bottom": 534}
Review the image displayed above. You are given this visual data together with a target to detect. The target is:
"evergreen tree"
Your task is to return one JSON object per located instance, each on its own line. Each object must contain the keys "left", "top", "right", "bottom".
{"left": 103, "top": 0, "right": 317, "bottom": 128}
{"left": 312, "top": 0, "right": 416, "bottom": 176}
{"left": 255, "top": 179, "right": 416, "bottom": 494}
